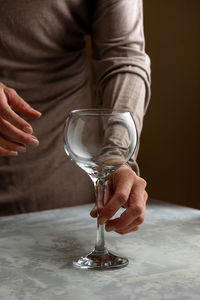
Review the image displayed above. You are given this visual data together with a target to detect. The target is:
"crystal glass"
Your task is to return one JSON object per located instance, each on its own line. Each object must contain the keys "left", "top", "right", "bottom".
{"left": 64, "top": 109, "right": 137, "bottom": 270}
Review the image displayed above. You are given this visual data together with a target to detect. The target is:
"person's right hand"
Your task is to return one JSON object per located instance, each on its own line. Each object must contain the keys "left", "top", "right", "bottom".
{"left": 0, "top": 83, "right": 41, "bottom": 156}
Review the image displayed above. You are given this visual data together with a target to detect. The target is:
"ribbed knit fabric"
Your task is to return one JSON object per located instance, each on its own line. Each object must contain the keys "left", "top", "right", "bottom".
{"left": 0, "top": 0, "right": 150, "bottom": 216}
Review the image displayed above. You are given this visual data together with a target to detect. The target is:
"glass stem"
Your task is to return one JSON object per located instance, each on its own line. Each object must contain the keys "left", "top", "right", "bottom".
{"left": 93, "top": 178, "right": 107, "bottom": 253}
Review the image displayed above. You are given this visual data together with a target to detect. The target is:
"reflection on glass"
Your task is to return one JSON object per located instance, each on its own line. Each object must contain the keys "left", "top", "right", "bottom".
{"left": 64, "top": 109, "right": 137, "bottom": 270}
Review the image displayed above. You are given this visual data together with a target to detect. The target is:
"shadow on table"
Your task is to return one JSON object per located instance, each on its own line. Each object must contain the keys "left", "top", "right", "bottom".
{"left": 31, "top": 229, "right": 96, "bottom": 270}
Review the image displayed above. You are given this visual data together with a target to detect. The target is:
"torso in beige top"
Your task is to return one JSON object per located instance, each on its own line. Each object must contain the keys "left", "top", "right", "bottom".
{"left": 0, "top": 0, "right": 150, "bottom": 216}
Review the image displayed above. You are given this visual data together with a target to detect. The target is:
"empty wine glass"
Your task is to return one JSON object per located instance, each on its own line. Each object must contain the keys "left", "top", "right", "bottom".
{"left": 64, "top": 109, "right": 137, "bottom": 270}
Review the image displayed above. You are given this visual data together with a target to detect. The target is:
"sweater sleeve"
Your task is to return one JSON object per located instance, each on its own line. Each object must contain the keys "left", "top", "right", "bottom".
{"left": 91, "top": 0, "right": 151, "bottom": 174}
{"left": 102, "top": 73, "right": 146, "bottom": 175}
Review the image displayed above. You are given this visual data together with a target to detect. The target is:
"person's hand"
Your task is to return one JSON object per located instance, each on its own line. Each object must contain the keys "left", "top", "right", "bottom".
{"left": 0, "top": 83, "right": 41, "bottom": 156}
{"left": 90, "top": 165, "right": 148, "bottom": 234}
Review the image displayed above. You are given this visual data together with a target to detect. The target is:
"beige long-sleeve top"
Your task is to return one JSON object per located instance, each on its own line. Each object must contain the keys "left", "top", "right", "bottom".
{"left": 0, "top": 0, "right": 150, "bottom": 216}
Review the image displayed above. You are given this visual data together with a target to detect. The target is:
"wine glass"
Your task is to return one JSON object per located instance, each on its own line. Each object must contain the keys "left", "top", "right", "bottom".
{"left": 64, "top": 109, "right": 137, "bottom": 270}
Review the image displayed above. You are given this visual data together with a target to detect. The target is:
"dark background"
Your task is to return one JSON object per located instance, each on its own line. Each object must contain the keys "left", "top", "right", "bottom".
{"left": 137, "top": 0, "right": 200, "bottom": 208}
{"left": 86, "top": 0, "right": 200, "bottom": 209}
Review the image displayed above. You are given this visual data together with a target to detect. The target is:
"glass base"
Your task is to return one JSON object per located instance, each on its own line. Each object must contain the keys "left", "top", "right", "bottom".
{"left": 73, "top": 248, "right": 129, "bottom": 270}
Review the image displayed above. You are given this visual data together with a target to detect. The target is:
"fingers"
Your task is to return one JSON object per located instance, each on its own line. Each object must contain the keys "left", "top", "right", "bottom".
{"left": 115, "top": 180, "right": 147, "bottom": 226}
{"left": 0, "top": 118, "right": 39, "bottom": 147}
{"left": 98, "top": 167, "right": 135, "bottom": 224}
{"left": 106, "top": 190, "right": 148, "bottom": 234}
{"left": 0, "top": 84, "right": 41, "bottom": 155}
{"left": 90, "top": 182, "right": 112, "bottom": 218}
{"left": 115, "top": 226, "right": 139, "bottom": 235}
{"left": 4, "top": 87, "right": 41, "bottom": 118}
{"left": 0, "top": 134, "right": 26, "bottom": 155}
{"left": 0, "top": 146, "right": 18, "bottom": 157}
{"left": 106, "top": 213, "right": 144, "bottom": 233}
{"left": 0, "top": 88, "right": 41, "bottom": 134}
{"left": 97, "top": 165, "right": 148, "bottom": 234}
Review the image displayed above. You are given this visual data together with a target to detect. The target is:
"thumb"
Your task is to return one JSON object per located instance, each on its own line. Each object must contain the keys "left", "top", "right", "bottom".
{"left": 90, "top": 205, "right": 97, "bottom": 218}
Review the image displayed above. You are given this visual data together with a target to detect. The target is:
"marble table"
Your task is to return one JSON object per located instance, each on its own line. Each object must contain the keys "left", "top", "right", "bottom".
{"left": 0, "top": 199, "right": 199, "bottom": 300}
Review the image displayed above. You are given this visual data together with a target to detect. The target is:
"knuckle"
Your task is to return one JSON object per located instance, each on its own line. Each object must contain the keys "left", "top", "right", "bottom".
{"left": 137, "top": 216, "right": 144, "bottom": 225}
{"left": 134, "top": 205, "right": 143, "bottom": 216}
{"left": 20, "top": 102, "right": 28, "bottom": 110}
{"left": 138, "top": 178, "right": 147, "bottom": 188}
{"left": 126, "top": 169, "right": 136, "bottom": 181}
{"left": 115, "top": 192, "right": 127, "bottom": 205}
{"left": 126, "top": 168, "right": 134, "bottom": 177}
{"left": 7, "top": 88, "right": 17, "bottom": 96}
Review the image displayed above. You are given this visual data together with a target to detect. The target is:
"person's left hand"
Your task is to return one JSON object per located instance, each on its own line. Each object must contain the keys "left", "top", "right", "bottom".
{"left": 90, "top": 165, "right": 148, "bottom": 234}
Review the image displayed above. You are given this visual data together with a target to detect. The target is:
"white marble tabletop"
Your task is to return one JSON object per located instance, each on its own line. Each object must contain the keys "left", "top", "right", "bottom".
{"left": 0, "top": 199, "right": 200, "bottom": 300}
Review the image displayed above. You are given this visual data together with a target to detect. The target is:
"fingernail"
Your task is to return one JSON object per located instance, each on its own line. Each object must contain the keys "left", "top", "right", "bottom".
{"left": 23, "top": 126, "right": 33, "bottom": 134}
{"left": 34, "top": 110, "right": 42, "bottom": 117}
{"left": 9, "top": 151, "right": 18, "bottom": 156}
{"left": 98, "top": 216, "right": 107, "bottom": 225}
{"left": 16, "top": 146, "right": 26, "bottom": 153}
{"left": 30, "top": 137, "right": 39, "bottom": 147}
